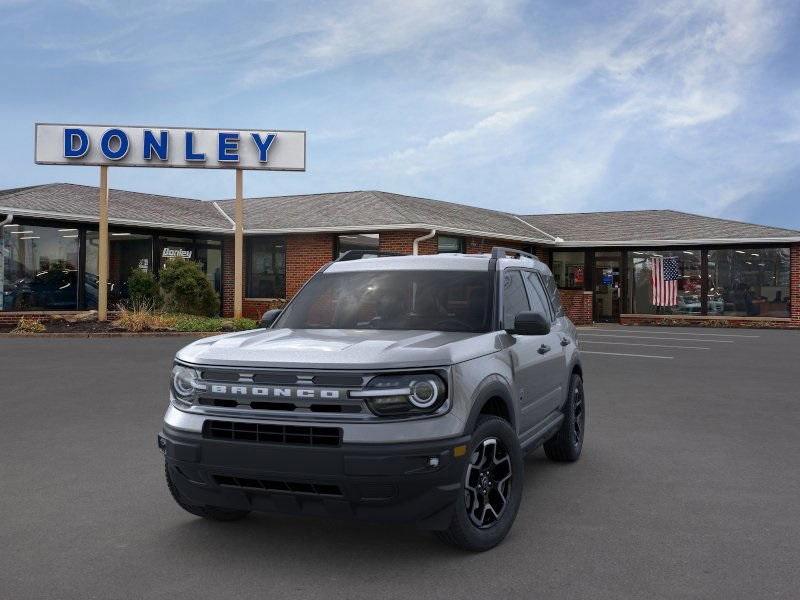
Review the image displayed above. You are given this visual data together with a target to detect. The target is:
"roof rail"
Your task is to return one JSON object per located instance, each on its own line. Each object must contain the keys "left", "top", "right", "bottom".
{"left": 490, "top": 246, "right": 538, "bottom": 260}
{"left": 335, "top": 250, "right": 404, "bottom": 262}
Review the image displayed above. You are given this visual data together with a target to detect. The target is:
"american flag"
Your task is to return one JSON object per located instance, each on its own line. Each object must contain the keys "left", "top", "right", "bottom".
{"left": 651, "top": 256, "right": 679, "bottom": 306}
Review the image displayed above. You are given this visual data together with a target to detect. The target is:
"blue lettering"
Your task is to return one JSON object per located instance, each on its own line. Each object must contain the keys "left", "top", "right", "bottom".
{"left": 143, "top": 130, "right": 168, "bottom": 160}
{"left": 185, "top": 131, "right": 205, "bottom": 161}
{"left": 64, "top": 128, "right": 89, "bottom": 158}
{"left": 251, "top": 133, "right": 276, "bottom": 162}
{"left": 218, "top": 132, "right": 239, "bottom": 162}
{"left": 100, "top": 128, "right": 129, "bottom": 160}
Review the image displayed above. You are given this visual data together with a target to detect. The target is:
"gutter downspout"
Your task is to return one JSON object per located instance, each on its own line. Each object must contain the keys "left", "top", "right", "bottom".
{"left": 412, "top": 229, "right": 437, "bottom": 255}
{"left": 0, "top": 213, "right": 11, "bottom": 227}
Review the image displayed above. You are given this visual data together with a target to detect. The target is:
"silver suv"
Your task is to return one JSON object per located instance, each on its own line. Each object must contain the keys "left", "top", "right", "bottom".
{"left": 159, "top": 247, "right": 585, "bottom": 551}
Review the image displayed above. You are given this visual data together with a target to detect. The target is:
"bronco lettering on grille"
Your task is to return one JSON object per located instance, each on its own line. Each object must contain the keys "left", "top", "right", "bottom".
{"left": 208, "top": 385, "right": 341, "bottom": 400}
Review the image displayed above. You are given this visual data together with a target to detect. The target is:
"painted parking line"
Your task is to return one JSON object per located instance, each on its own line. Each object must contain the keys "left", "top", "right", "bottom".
{"left": 580, "top": 333, "right": 734, "bottom": 343}
{"left": 581, "top": 351, "right": 674, "bottom": 359}
{"left": 590, "top": 329, "right": 759, "bottom": 339}
{"left": 580, "top": 340, "right": 710, "bottom": 350}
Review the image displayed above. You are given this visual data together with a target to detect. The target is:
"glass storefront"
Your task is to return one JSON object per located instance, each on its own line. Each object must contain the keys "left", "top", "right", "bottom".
{"left": 629, "top": 249, "right": 702, "bottom": 315}
{"left": 85, "top": 230, "right": 154, "bottom": 308}
{"left": 1, "top": 223, "right": 80, "bottom": 310}
{"left": 247, "top": 236, "right": 285, "bottom": 298}
{"left": 196, "top": 240, "right": 223, "bottom": 295}
{"left": 551, "top": 251, "right": 585, "bottom": 290}
{"left": 707, "top": 248, "right": 790, "bottom": 318}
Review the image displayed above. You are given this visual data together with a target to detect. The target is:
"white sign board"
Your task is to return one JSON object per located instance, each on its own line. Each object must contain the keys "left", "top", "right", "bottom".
{"left": 34, "top": 123, "right": 306, "bottom": 171}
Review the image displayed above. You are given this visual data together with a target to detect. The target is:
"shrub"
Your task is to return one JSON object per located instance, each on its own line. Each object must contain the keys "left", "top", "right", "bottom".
{"left": 11, "top": 317, "right": 46, "bottom": 334}
{"left": 170, "top": 315, "right": 224, "bottom": 332}
{"left": 159, "top": 259, "right": 219, "bottom": 317}
{"left": 232, "top": 317, "right": 258, "bottom": 331}
{"left": 127, "top": 269, "right": 162, "bottom": 308}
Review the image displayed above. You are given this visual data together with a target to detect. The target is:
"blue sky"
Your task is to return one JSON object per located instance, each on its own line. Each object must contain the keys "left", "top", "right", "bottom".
{"left": 1, "top": 0, "right": 799, "bottom": 228}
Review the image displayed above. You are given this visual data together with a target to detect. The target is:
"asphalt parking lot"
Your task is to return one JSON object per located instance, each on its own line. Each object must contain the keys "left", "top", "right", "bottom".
{"left": 1, "top": 326, "right": 799, "bottom": 600}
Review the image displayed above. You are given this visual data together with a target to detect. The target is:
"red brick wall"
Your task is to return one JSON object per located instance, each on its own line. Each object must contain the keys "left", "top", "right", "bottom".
{"left": 791, "top": 244, "right": 799, "bottom": 325}
{"left": 559, "top": 290, "right": 593, "bottom": 325}
{"left": 241, "top": 298, "right": 287, "bottom": 320}
{"left": 285, "top": 234, "right": 335, "bottom": 297}
{"left": 378, "top": 230, "right": 437, "bottom": 255}
{"left": 221, "top": 237, "right": 235, "bottom": 317}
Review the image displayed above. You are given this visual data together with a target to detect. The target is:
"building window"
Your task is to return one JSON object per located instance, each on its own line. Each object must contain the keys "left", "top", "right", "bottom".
{"left": 707, "top": 248, "right": 790, "bottom": 318}
{"left": 438, "top": 235, "right": 464, "bottom": 254}
{"left": 196, "top": 240, "right": 223, "bottom": 295}
{"left": 629, "top": 249, "right": 702, "bottom": 315}
{"left": 247, "top": 237, "right": 285, "bottom": 298}
{"left": 551, "top": 251, "right": 585, "bottom": 289}
{"left": 85, "top": 230, "right": 154, "bottom": 309}
{"left": 2, "top": 223, "right": 80, "bottom": 311}
{"left": 337, "top": 233, "right": 379, "bottom": 258}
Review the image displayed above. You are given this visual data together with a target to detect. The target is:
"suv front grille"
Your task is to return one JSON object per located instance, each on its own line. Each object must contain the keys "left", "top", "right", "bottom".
{"left": 203, "top": 420, "right": 342, "bottom": 447}
{"left": 213, "top": 475, "right": 343, "bottom": 497}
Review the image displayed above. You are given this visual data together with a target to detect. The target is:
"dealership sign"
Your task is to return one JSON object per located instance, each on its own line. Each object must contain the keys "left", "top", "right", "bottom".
{"left": 34, "top": 123, "right": 306, "bottom": 171}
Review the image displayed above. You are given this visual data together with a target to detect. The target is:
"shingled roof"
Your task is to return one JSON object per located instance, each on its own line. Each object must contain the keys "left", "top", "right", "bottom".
{"left": 1, "top": 183, "right": 798, "bottom": 244}
{"left": 519, "top": 210, "right": 800, "bottom": 244}
{"left": 215, "top": 190, "right": 547, "bottom": 241}
{"left": 0, "top": 183, "right": 230, "bottom": 232}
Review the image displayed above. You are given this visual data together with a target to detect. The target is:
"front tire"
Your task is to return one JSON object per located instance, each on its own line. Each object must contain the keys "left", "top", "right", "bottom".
{"left": 165, "top": 463, "right": 250, "bottom": 522}
{"left": 543, "top": 373, "right": 585, "bottom": 462}
{"left": 436, "top": 416, "right": 524, "bottom": 552}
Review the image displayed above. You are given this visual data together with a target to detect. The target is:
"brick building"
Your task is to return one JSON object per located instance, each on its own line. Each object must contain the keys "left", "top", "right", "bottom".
{"left": 2, "top": 183, "right": 799, "bottom": 328}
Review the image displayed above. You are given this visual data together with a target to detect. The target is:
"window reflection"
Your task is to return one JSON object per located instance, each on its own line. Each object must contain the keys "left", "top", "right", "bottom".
{"left": 2, "top": 224, "right": 80, "bottom": 310}
{"left": 707, "top": 248, "right": 790, "bottom": 318}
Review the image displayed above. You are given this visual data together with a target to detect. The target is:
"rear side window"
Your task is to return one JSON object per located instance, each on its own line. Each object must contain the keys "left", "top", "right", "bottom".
{"left": 523, "top": 271, "right": 552, "bottom": 320}
{"left": 541, "top": 271, "right": 564, "bottom": 318}
{"left": 502, "top": 270, "right": 530, "bottom": 329}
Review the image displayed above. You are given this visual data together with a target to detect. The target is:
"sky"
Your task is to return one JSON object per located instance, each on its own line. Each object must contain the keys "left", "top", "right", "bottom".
{"left": 1, "top": 0, "right": 799, "bottom": 229}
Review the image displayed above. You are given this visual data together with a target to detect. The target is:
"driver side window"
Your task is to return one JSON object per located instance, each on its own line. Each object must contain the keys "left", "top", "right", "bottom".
{"left": 502, "top": 270, "right": 531, "bottom": 330}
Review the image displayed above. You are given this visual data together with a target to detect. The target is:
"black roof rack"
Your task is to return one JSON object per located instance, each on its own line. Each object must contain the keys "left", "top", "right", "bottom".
{"left": 335, "top": 250, "right": 404, "bottom": 262}
{"left": 490, "top": 246, "right": 538, "bottom": 260}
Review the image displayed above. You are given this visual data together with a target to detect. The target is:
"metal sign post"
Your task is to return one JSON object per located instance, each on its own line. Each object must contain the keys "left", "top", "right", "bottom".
{"left": 34, "top": 124, "right": 306, "bottom": 321}
{"left": 98, "top": 166, "right": 109, "bottom": 320}
{"left": 234, "top": 169, "right": 244, "bottom": 319}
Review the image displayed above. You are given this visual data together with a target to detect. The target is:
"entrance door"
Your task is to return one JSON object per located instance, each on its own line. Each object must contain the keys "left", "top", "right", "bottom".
{"left": 593, "top": 251, "right": 622, "bottom": 322}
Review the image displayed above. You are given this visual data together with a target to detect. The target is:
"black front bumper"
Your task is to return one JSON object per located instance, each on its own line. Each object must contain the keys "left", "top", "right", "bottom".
{"left": 159, "top": 424, "right": 470, "bottom": 530}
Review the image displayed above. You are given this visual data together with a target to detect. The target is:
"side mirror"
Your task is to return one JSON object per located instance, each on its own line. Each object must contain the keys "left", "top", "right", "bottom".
{"left": 509, "top": 311, "right": 550, "bottom": 336}
{"left": 259, "top": 308, "right": 283, "bottom": 329}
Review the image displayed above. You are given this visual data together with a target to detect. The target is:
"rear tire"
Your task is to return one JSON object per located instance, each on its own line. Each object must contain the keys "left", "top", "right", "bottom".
{"left": 436, "top": 416, "right": 524, "bottom": 552}
{"left": 543, "top": 373, "right": 585, "bottom": 462}
{"left": 165, "top": 463, "right": 250, "bottom": 522}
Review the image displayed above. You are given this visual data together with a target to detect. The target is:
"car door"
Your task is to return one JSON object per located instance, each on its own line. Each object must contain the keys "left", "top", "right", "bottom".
{"left": 502, "top": 269, "right": 559, "bottom": 438}
{"left": 523, "top": 270, "right": 567, "bottom": 413}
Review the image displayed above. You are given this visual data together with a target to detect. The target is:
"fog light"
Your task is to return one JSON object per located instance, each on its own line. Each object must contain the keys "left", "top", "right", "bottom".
{"left": 428, "top": 457, "right": 439, "bottom": 468}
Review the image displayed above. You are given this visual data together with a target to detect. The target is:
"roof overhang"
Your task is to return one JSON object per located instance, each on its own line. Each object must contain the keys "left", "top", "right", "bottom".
{"left": 550, "top": 237, "right": 800, "bottom": 246}
{"left": 0, "top": 206, "right": 231, "bottom": 234}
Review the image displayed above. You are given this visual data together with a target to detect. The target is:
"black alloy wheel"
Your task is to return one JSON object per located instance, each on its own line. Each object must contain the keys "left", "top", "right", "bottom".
{"left": 465, "top": 437, "right": 513, "bottom": 528}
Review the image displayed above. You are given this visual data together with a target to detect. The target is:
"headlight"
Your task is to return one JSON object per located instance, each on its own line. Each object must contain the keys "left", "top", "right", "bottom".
{"left": 352, "top": 373, "right": 447, "bottom": 417}
{"left": 171, "top": 364, "right": 202, "bottom": 406}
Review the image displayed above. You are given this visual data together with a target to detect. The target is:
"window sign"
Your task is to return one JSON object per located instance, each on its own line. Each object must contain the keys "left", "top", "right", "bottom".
{"left": 162, "top": 247, "right": 192, "bottom": 260}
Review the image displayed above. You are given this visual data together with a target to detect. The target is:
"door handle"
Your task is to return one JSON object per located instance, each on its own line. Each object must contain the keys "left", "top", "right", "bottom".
{"left": 538, "top": 344, "right": 551, "bottom": 354}
{"left": 560, "top": 337, "right": 570, "bottom": 346}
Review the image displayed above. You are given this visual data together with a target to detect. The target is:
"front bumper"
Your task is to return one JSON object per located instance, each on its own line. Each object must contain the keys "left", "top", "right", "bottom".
{"left": 159, "top": 424, "right": 470, "bottom": 530}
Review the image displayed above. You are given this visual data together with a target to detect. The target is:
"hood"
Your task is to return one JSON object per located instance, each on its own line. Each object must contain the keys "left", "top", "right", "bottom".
{"left": 176, "top": 328, "right": 501, "bottom": 370}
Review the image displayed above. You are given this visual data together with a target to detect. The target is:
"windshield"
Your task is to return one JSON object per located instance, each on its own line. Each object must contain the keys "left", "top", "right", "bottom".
{"left": 275, "top": 270, "right": 492, "bottom": 332}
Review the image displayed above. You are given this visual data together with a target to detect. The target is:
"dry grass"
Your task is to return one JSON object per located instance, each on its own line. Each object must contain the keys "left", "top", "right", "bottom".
{"left": 113, "top": 301, "right": 176, "bottom": 332}
{"left": 11, "top": 317, "right": 46, "bottom": 334}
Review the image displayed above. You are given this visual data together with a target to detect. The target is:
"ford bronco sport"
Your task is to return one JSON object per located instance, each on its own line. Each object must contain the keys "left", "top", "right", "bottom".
{"left": 159, "top": 247, "right": 585, "bottom": 551}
